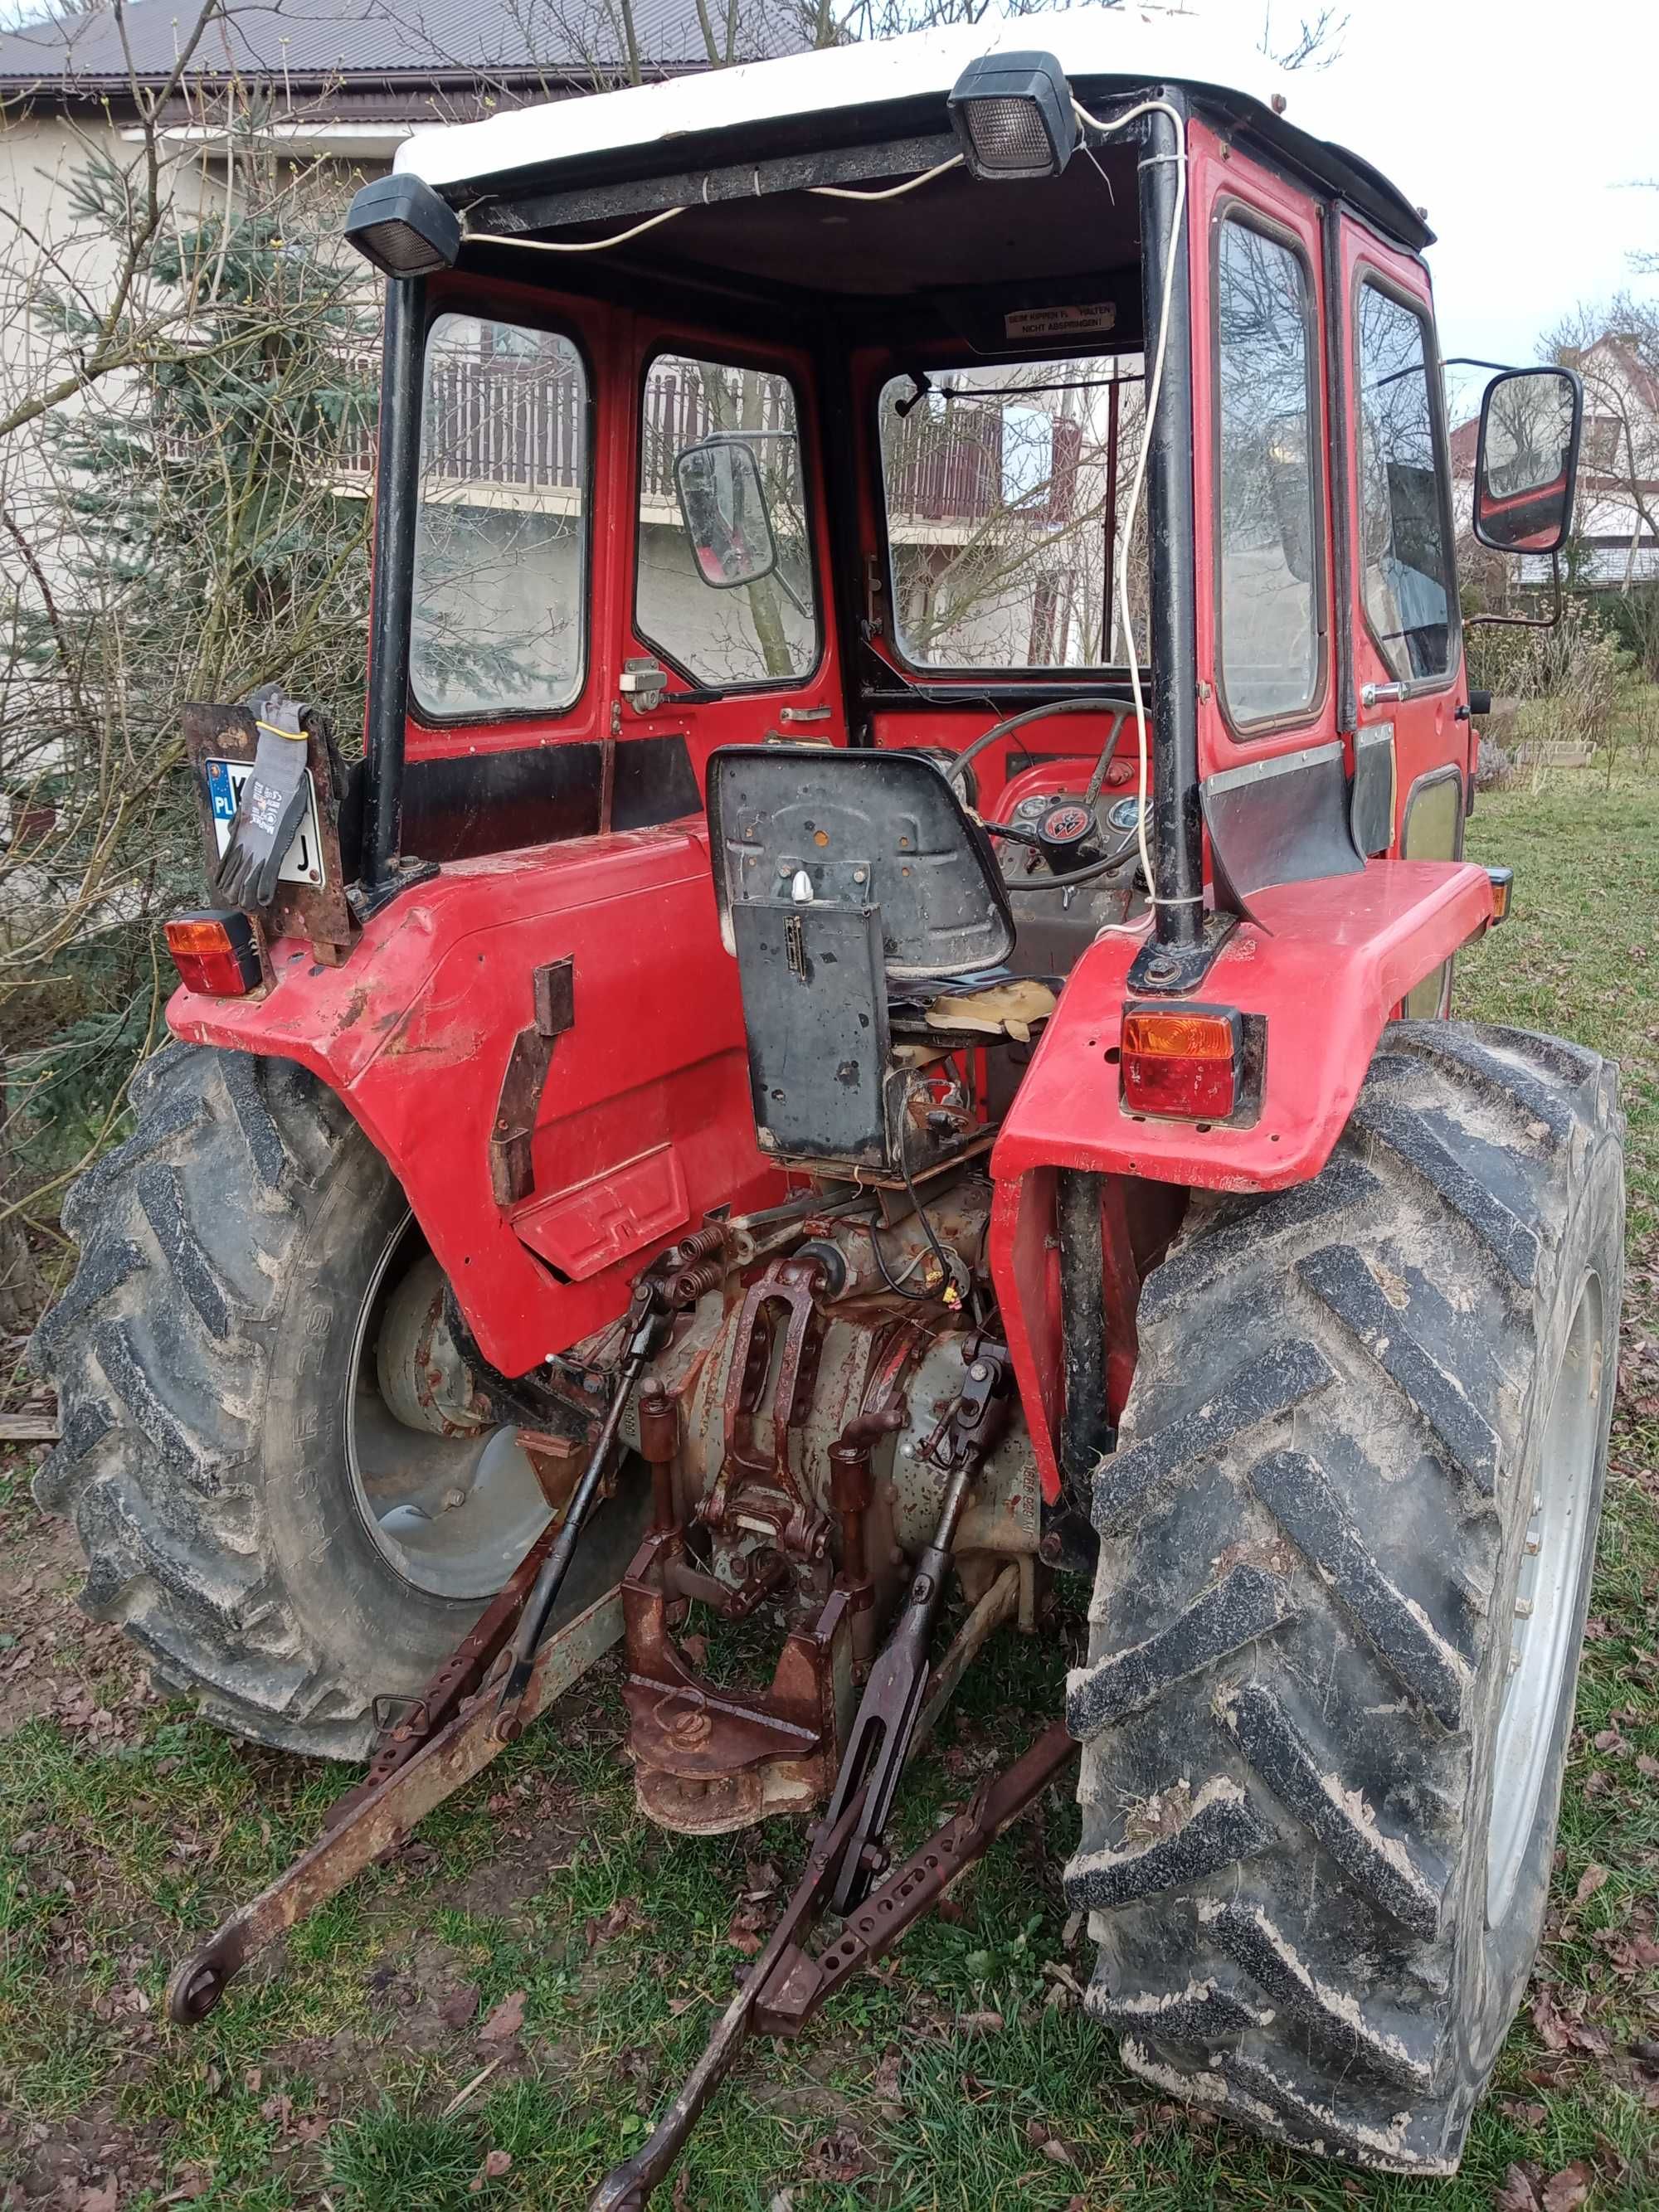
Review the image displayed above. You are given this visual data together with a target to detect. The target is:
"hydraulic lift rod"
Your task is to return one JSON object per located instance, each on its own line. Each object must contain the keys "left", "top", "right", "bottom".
{"left": 494, "top": 1276, "right": 672, "bottom": 1734}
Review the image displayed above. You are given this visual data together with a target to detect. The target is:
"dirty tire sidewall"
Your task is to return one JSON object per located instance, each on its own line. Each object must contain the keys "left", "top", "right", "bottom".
{"left": 1462, "top": 1116, "right": 1621, "bottom": 2077}
{"left": 259, "top": 1116, "right": 481, "bottom": 1704}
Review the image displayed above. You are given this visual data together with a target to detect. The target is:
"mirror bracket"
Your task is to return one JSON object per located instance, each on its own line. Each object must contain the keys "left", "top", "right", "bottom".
{"left": 1464, "top": 552, "right": 1566, "bottom": 634}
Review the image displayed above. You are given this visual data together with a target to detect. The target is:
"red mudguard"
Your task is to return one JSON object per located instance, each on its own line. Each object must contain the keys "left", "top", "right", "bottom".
{"left": 987, "top": 858, "right": 1498, "bottom": 1502}
{"left": 167, "top": 826, "right": 781, "bottom": 1378}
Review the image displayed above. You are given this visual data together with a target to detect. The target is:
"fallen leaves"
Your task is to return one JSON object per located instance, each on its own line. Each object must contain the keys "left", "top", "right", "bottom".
{"left": 726, "top": 1901, "right": 768, "bottom": 1956}
{"left": 439, "top": 1983, "right": 481, "bottom": 2030}
{"left": 584, "top": 1900, "right": 646, "bottom": 1951}
{"left": 477, "top": 1990, "right": 527, "bottom": 2044}
{"left": 469, "top": 2148, "right": 513, "bottom": 2192}
{"left": 1530, "top": 1986, "right": 1612, "bottom": 2059}
{"left": 802, "top": 2129, "right": 871, "bottom": 2184}
{"left": 1024, "top": 2117, "right": 1075, "bottom": 2166}
{"left": 1574, "top": 1864, "right": 1609, "bottom": 1908}
{"left": 1541, "top": 2162, "right": 1593, "bottom": 2212}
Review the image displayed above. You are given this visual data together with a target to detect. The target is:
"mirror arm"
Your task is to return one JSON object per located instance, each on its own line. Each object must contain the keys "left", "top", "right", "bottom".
{"left": 1464, "top": 550, "right": 1564, "bottom": 634}
{"left": 769, "top": 566, "right": 813, "bottom": 621}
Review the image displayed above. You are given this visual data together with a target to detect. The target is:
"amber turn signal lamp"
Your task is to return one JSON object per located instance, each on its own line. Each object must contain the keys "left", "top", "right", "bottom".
{"left": 165, "top": 911, "right": 261, "bottom": 998}
{"left": 1485, "top": 866, "right": 1513, "bottom": 923}
{"left": 1121, "top": 1004, "right": 1243, "bottom": 1121}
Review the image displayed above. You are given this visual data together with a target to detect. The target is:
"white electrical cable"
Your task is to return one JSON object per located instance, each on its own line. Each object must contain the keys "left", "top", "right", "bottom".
{"left": 465, "top": 150, "right": 961, "bottom": 258}
{"left": 809, "top": 153, "right": 966, "bottom": 202}
{"left": 467, "top": 204, "right": 686, "bottom": 254}
{"left": 1072, "top": 94, "right": 1197, "bottom": 912}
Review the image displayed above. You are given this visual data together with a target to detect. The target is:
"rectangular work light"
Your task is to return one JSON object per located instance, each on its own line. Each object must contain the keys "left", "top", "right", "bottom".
{"left": 1121, "top": 1004, "right": 1243, "bottom": 1122}
{"left": 344, "top": 174, "right": 461, "bottom": 280}
{"left": 948, "top": 51, "right": 1077, "bottom": 181}
{"left": 165, "top": 911, "right": 261, "bottom": 999}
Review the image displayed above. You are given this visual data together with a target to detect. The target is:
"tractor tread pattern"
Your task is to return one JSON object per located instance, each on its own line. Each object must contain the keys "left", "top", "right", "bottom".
{"left": 1245, "top": 1449, "right": 1471, "bottom": 1733}
{"left": 1297, "top": 1242, "right": 1501, "bottom": 1498}
{"left": 1090, "top": 1339, "right": 1333, "bottom": 1534}
{"left": 1065, "top": 1563, "right": 1297, "bottom": 1738}
{"left": 32, "top": 1044, "right": 373, "bottom": 1759}
{"left": 1068, "top": 1019, "right": 1621, "bottom": 2173}
{"left": 1219, "top": 1680, "right": 1445, "bottom": 1939}
{"left": 1350, "top": 1095, "right": 1539, "bottom": 1286}
{"left": 1064, "top": 1779, "right": 1272, "bottom": 1910}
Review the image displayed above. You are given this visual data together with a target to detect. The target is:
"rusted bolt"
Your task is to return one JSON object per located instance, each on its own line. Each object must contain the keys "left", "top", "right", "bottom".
{"left": 969, "top": 1361, "right": 989, "bottom": 1381}
{"left": 669, "top": 1705, "right": 713, "bottom": 1748}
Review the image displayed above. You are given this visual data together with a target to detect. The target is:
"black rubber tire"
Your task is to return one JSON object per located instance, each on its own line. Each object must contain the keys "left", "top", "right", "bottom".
{"left": 32, "top": 1043, "right": 498, "bottom": 1757}
{"left": 1065, "top": 1022, "right": 1623, "bottom": 2172}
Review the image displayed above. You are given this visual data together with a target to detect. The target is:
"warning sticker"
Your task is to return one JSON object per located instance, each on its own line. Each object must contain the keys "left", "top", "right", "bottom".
{"left": 1005, "top": 301, "right": 1117, "bottom": 342}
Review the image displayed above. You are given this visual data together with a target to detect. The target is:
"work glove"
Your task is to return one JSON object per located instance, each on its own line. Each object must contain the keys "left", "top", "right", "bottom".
{"left": 214, "top": 690, "right": 310, "bottom": 911}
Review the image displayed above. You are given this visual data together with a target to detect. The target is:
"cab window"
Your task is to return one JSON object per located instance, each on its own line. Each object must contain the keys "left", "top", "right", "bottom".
{"left": 635, "top": 352, "right": 817, "bottom": 688}
{"left": 411, "top": 314, "right": 588, "bottom": 720}
{"left": 877, "top": 357, "right": 1148, "bottom": 671}
{"left": 1355, "top": 283, "right": 1454, "bottom": 684}
{"left": 1214, "top": 213, "right": 1321, "bottom": 727}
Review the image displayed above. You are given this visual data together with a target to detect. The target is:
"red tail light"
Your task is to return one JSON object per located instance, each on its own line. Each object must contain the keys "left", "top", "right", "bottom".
{"left": 165, "top": 911, "right": 261, "bottom": 998}
{"left": 1121, "top": 1004, "right": 1242, "bottom": 1121}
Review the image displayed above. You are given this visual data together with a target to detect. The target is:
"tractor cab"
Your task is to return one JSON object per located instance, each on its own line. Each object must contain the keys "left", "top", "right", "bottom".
{"left": 48, "top": 17, "right": 1621, "bottom": 2197}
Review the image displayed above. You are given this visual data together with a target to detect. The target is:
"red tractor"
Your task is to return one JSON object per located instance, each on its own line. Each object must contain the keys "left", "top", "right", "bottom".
{"left": 35, "top": 17, "right": 1623, "bottom": 2199}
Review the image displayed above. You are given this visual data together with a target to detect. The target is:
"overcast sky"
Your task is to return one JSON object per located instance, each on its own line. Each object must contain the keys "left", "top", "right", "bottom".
{"left": 1257, "top": 0, "right": 1658, "bottom": 367}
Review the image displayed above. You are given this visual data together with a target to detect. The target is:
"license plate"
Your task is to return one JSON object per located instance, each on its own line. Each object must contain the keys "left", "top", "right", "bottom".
{"left": 205, "top": 757, "right": 326, "bottom": 888}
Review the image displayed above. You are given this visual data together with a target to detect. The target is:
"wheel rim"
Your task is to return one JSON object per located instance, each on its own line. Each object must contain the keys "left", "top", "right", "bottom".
{"left": 344, "top": 1216, "right": 550, "bottom": 1602}
{"left": 1486, "top": 1270, "right": 1603, "bottom": 1925}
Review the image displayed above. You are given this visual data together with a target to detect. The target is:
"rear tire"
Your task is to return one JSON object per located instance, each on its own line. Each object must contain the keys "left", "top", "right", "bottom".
{"left": 1065, "top": 1022, "right": 1623, "bottom": 2171}
{"left": 32, "top": 1044, "right": 560, "bottom": 1757}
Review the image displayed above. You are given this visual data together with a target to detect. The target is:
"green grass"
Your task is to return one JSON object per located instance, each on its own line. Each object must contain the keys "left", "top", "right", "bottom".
{"left": 2, "top": 764, "right": 1657, "bottom": 2209}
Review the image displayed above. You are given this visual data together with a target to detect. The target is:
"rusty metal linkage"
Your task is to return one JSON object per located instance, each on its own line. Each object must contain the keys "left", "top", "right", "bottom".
{"left": 589, "top": 1710, "right": 1076, "bottom": 2211}
{"left": 821, "top": 1339, "right": 1013, "bottom": 1913}
{"left": 164, "top": 1587, "right": 625, "bottom": 2026}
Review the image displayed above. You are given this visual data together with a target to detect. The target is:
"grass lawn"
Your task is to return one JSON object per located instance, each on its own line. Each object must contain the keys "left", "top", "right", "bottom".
{"left": 2, "top": 771, "right": 1657, "bottom": 2212}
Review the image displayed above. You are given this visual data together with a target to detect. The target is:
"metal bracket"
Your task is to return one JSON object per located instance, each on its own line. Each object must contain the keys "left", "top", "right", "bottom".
{"left": 620, "top": 657, "right": 669, "bottom": 715}
{"left": 1126, "top": 907, "right": 1239, "bottom": 995}
{"left": 489, "top": 955, "right": 576, "bottom": 1207}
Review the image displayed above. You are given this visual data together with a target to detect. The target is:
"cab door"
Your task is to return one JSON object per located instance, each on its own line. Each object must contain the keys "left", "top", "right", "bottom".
{"left": 1334, "top": 212, "right": 1468, "bottom": 1014}
{"left": 612, "top": 318, "right": 846, "bottom": 791}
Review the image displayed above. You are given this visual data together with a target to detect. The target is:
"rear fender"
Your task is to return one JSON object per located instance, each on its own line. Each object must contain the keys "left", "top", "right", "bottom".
{"left": 167, "top": 827, "right": 781, "bottom": 1377}
{"left": 989, "top": 858, "right": 1498, "bottom": 1501}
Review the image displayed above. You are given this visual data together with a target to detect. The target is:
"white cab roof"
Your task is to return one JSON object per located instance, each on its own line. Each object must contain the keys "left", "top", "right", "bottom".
{"left": 397, "top": 7, "right": 1325, "bottom": 197}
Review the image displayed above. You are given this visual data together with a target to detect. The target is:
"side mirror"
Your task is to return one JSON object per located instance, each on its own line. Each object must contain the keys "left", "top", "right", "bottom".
{"left": 1473, "top": 367, "right": 1582, "bottom": 555}
{"left": 673, "top": 437, "right": 778, "bottom": 590}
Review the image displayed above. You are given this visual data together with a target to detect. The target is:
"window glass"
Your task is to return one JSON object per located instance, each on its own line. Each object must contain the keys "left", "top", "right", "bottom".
{"left": 1216, "top": 217, "right": 1321, "bottom": 724}
{"left": 878, "top": 358, "right": 1148, "bottom": 670}
{"left": 411, "top": 314, "right": 587, "bottom": 719}
{"left": 636, "top": 353, "right": 816, "bottom": 687}
{"left": 1356, "top": 284, "right": 1453, "bottom": 683}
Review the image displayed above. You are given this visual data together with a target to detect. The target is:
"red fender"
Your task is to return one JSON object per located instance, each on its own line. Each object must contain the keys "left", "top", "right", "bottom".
{"left": 167, "top": 826, "right": 781, "bottom": 1377}
{"left": 988, "top": 858, "right": 1499, "bottom": 1502}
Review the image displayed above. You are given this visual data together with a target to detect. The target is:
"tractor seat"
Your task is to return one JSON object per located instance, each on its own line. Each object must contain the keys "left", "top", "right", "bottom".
{"left": 706, "top": 746, "right": 1050, "bottom": 1172}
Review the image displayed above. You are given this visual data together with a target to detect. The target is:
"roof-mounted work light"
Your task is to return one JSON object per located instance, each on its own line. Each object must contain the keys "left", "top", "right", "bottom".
{"left": 344, "top": 174, "right": 461, "bottom": 280}
{"left": 947, "top": 51, "right": 1077, "bottom": 182}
